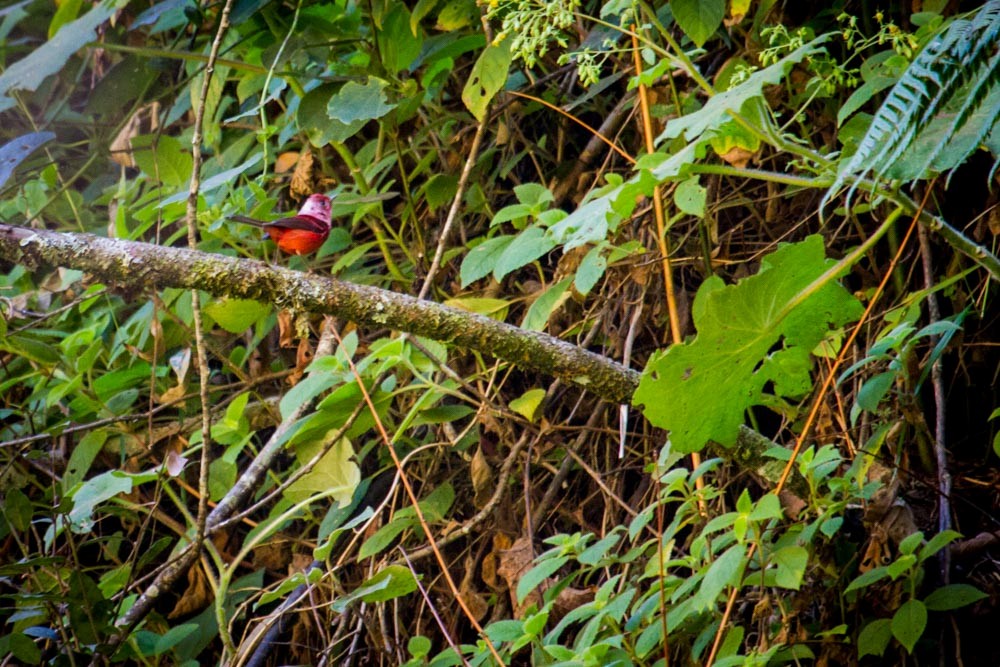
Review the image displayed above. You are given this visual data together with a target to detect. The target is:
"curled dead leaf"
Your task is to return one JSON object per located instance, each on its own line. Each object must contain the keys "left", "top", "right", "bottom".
{"left": 290, "top": 149, "right": 316, "bottom": 199}
{"left": 471, "top": 446, "right": 494, "bottom": 509}
{"left": 168, "top": 564, "right": 211, "bottom": 618}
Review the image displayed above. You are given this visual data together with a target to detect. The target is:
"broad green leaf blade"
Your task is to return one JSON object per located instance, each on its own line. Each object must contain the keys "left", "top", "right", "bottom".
{"left": 462, "top": 38, "right": 512, "bottom": 122}
{"left": 509, "top": 388, "right": 546, "bottom": 422}
{"left": 657, "top": 36, "right": 830, "bottom": 146}
{"left": 923, "top": 583, "right": 988, "bottom": 611}
{"left": 360, "top": 565, "right": 419, "bottom": 603}
{"left": 858, "top": 618, "right": 892, "bottom": 658}
{"left": 285, "top": 436, "right": 361, "bottom": 508}
{"left": 493, "top": 226, "right": 557, "bottom": 281}
{"left": 770, "top": 545, "right": 808, "bottom": 590}
{"left": 891, "top": 599, "right": 927, "bottom": 654}
{"left": 460, "top": 235, "right": 515, "bottom": 286}
{"left": 521, "top": 278, "right": 572, "bottom": 332}
{"left": 633, "top": 236, "right": 863, "bottom": 453}
{"left": 204, "top": 298, "right": 271, "bottom": 334}
{"left": 0, "top": 131, "right": 54, "bottom": 187}
{"left": 695, "top": 543, "right": 747, "bottom": 610}
{"left": 669, "top": 0, "right": 724, "bottom": 47}
{"left": 327, "top": 78, "right": 397, "bottom": 125}
{"left": 0, "top": 2, "right": 117, "bottom": 112}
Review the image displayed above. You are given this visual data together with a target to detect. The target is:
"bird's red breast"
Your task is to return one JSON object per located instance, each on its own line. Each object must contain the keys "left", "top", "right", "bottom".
{"left": 232, "top": 193, "right": 333, "bottom": 256}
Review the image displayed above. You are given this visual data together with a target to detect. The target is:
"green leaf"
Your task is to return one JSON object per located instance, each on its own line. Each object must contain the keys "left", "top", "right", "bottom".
{"left": 360, "top": 565, "right": 419, "bottom": 603}
{"left": 131, "top": 134, "right": 193, "bottom": 188}
{"left": 98, "top": 563, "right": 132, "bottom": 598}
{"left": 923, "top": 583, "right": 988, "bottom": 611}
{"left": 770, "top": 545, "right": 808, "bottom": 590}
{"left": 669, "top": 0, "right": 724, "bottom": 47}
{"left": 159, "top": 153, "right": 263, "bottom": 206}
{"left": 494, "top": 226, "right": 557, "bottom": 281}
{"left": 674, "top": 176, "right": 707, "bottom": 216}
{"left": 444, "top": 297, "right": 510, "bottom": 320}
{"left": 204, "top": 298, "right": 271, "bottom": 334}
{"left": 68, "top": 470, "right": 156, "bottom": 533}
{"left": 856, "top": 372, "right": 895, "bottom": 412}
{"left": 0, "top": 132, "right": 54, "bottom": 188}
{"left": 547, "top": 196, "right": 611, "bottom": 250}
{"left": 408, "top": 635, "right": 432, "bottom": 659}
{"left": 208, "top": 458, "right": 237, "bottom": 502}
{"left": 435, "top": 0, "right": 477, "bottom": 30}
{"left": 154, "top": 624, "right": 199, "bottom": 656}
{"left": 891, "top": 599, "right": 927, "bottom": 654}
{"left": 575, "top": 244, "right": 607, "bottom": 295}
{"left": 5, "top": 487, "right": 32, "bottom": 532}
{"left": 359, "top": 515, "right": 414, "bottom": 559}
{"left": 423, "top": 173, "right": 458, "bottom": 212}
{"left": 509, "top": 388, "right": 546, "bottom": 422}
{"left": 462, "top": 38, "right": 512, "bottom": 122}
{"left": 5, "top": 632, "right": 41, "bottom": 664}
{"left": 285, "top": 435, "right": 361, "bottom": 508}
{"left": 858, "top": 618, "right": 892, "bottom": 658}
{"left": 64, "top": 429, "right": 108, "bottom": 491}
{"left": 517, "top": 555, "right": 568, "bottom": 605}
{"left": 846, "top": 566, "right": 889, "bottom": 594}
{"left": 918, "top": 529, "right": 961, "bottom": 562}
{"left": 521, "top": 278, "right": 572, "bottom": 332}
{"left": 460, "top": 235, "right": 515, "bottom": 286}
{"left": 696, "top": 543, "right": 747, "bottom": 610}
{"left": 0, "top": 2, "right": 117, "bottom": 112}
{"left": 487, "top": 619, "right": 525, "bottom": 642}
{"left": 327, "top": 78, "right": 397, "bottom": 124}
{"left": 0, "top": 332, "right": 61, "bottom": 365}
{"left": 657, "top": 36, "right": 830, "bottom": 145}
{"left": 634, "top": 236, "right": 863, "bottom": 453}
{"left": 378, "top": 4, "right": 423, "bottom": 73}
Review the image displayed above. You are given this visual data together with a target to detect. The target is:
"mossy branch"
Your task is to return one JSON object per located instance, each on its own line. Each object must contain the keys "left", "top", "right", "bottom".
{"left": 0, "top": 223, "right": 640, "bottom": 402}
{"left": 0, "top": 222, "right": 810, "bottom": 494}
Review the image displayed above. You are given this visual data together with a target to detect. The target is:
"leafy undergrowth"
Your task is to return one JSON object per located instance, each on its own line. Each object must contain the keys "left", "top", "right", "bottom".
{"left": 1, "top": 1, "right": 999, "bottom": 665}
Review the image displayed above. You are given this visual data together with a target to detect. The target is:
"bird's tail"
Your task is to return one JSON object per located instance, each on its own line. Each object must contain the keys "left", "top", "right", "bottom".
{"left": 228, "top": 215, "right": 266, "bottom": 228}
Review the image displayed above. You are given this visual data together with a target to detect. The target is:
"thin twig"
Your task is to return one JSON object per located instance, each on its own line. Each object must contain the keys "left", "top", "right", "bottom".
{"left": 918, "top": 222, "right": 952, "bottom": 582}
{"left": 186, "top": 0, "right": 235, "bottom": 548}
{"left": 418, "top": 118, "right": 489, "bottom": 300}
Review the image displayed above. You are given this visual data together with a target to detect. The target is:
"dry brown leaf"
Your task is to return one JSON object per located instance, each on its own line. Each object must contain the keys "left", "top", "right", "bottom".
{"left": 274, "top": 151, "right": 300, "bottom": 174}
{"left": 253, "top": 541, "right": 291, "bottom": 572}
{"left": 497, "top": 536, "right": 540, "bottom": 615}
{"left": 277, "top": 309, "right": 296, "bottom": 348}
{"left": 296, "top": 336, "right": 314, "bottom": 372}
{"left": 291, "top": 552, "right": 313, "bottom": 574}
{"left": 290, "top": 149, "right": 316, "bottom": 199}
{"left": 482, "top": 532, "right": 513, "bottom": 591}
{"left": 718, "top": 145, "right": 755, "bottom": 168}
{"left": 460, "top": 552, "right": 489, "bottom": 622}
{"left": 156, "top": 383, "right": 187, "bottom": 404}
{"left": 109, "top": 102, "right": 159, "bottom": 169}
{"left": 471, "top": 446, "right": 494, "bottom": 509}
{"left": 168, "top": 564, "right": 211, "bottom": 618}
{"left": 552, "top": 586, "right": 594, "bottom": 619}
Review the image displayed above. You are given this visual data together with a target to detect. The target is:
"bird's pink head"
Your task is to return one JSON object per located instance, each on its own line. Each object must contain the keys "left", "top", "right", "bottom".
{"left": 297, "top": 193, "right": 332, "bottom": 225}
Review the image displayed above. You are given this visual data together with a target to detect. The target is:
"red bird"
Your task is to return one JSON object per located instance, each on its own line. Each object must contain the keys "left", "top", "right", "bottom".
{"left": 230, "top": 193, "right": 333, "bottom": 255}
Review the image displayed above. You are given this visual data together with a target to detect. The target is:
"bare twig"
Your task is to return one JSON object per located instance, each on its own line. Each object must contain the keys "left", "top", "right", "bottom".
{"left": 919, "top": 222, "right": 952, "bottom": 582}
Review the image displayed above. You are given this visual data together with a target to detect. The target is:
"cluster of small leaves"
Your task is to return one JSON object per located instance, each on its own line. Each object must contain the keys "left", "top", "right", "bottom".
{"left": 488, "top": 0, "right": 581, "bottom": 67}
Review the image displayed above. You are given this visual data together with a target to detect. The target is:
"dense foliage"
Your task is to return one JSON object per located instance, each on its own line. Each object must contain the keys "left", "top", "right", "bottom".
{"left": 1, "top": 0, "right": 999, "bottom": 664}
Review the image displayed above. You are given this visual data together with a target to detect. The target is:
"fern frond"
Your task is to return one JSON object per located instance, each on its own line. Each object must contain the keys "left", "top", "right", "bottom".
{"left": 825, "top": 33, "right": 953, "bottom": 209}
{"left": 920, "top": 7, "right": 1000, "bottom": 175}
{"left": 823, "top": 0, "right": 1000, "bottom": 213}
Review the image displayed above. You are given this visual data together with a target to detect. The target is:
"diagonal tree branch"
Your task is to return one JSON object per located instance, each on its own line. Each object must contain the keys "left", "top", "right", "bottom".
{"left": 0, "top": 222, "right": 810, "bottom": 496}
{"left": 0, "top": 223, "right": 640, "bottom": 402}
